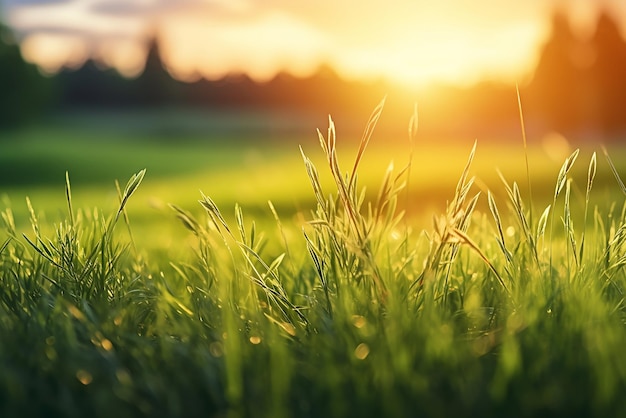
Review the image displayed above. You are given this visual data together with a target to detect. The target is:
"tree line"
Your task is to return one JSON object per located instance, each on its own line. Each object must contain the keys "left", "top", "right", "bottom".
{"left": 2, "top": 10, "right": 626, "bottom": 141}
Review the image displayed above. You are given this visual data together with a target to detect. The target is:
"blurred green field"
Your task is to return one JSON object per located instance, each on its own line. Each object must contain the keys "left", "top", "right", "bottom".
{"left": 1, "top": 111, "right": 625, "bottom": 256}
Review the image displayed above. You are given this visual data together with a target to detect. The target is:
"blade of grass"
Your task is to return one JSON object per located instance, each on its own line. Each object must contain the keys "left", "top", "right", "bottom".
{"left": 602, "top": 146, "right": 626, "bottom": 196}
{"left": 114, "top": 169, "right": 146, "bottom": 225}
{"left": 349, "top": 96, "right": 386, "bottom": 192}
{"left": 516, "top": 85, "right": 533, "bottom": 228}
{"left": 550, "top": 149, "right": 579, "bottom": 277}
{"left": 487, "top": 191, "right": 512, "bottom": 263}
{"left": 579, "top": 152, "right": 597, "bottom": 263}
{"left": 65, "top": 171, "right": 74, "bottom": 228}
{"left": 115, "top": 179, "right": 136, "bottom": 252}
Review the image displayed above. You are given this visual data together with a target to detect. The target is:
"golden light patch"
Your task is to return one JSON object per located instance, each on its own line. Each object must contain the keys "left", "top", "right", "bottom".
{"left": 101, "top": 339, "right": 114, "bottom": 352}
{"left": 280, "top": 322, "right": 297, "bottom": 337}
{"left": 76, "top": 370, "right": 93, "bottom": 385}
{"left": 542, "top": 132, "right": 571, "bottom": 163}
{"left": 351, "top": 315, "right": 367, "bottom": 329}
{"left": 354, "top": 343, "right": 370, "bottom": 360}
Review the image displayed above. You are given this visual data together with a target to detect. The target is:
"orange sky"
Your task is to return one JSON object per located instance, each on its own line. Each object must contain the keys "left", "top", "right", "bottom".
{"left": 3, "top": 0, "right": 626, "bottom": 87}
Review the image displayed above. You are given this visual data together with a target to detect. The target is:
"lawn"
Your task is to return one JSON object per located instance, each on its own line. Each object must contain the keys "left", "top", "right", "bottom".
{"left": 1, "top": 107, "right": 626, "bottom": 417}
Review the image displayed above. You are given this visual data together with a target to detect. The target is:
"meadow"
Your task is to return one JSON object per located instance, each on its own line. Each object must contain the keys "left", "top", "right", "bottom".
{"left": 1, "top": 105, "right": 626, "bottom": 417}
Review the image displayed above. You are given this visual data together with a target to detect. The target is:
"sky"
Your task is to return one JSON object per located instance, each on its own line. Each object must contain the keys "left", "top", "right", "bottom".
{"left": 2, "top": 0, "right": 626, "bottom": 87}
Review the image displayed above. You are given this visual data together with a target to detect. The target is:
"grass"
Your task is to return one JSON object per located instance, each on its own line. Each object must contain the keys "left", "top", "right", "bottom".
{"left": 3, "top": 119, "right": 622, "bottom": 258}
{"left": 1, "top": 104, "right": 626, "bottom": 417}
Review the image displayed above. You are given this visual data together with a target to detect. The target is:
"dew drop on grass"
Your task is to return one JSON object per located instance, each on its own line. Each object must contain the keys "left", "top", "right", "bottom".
{"left": 351, "top": 315, "right": 367, "bottom": 329}
{"left": 355, "top": 343, "right": 370, "bottom": 360}
{"left": 281, "top": 322, "right": 296, "bottom": 337}
{"left": 209, "top": 342, "right": 224, "bottom": 357}
{"left": 76, "top": 370, "right": 93, "bottom": 385}
{"left": 68, "top": 305, "right": 85, "bottom": 321}
{"left": 101, "top": 339, "right": 113, "bottom": 351}
{"left": 249, "top": 336, "right": 262, "bottom": 345}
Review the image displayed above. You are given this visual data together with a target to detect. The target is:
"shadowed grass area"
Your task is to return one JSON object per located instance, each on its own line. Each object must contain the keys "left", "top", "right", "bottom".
{"left": 0, "top": 126, "right": 284, "bottom": 187}
{"left": 1, "top": 106, "right": 626, "bottom": 417}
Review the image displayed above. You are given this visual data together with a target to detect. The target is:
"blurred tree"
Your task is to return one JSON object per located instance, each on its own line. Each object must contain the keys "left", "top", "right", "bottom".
{"left": 525, "top": 12, "right": 586, "bottom": 134}
{"left": 0, "top": 24, "right": 54, "bottom": 130}
{"left": 590, "top": 11, "right": 626, "bottom": 136}
{"left": 134, "top": 36, "right": 182, "bottom": 105}
{"left": 56, "top": 59, "right": 134, "bottom": 107}
{"left": 526, "top": 9, "right": 626, "bottom": 140}
{"left": 57, "top": 35, "right": 184, "bottom": 107}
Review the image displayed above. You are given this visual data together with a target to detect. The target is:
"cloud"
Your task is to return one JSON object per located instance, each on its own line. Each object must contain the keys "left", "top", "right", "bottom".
{"left": 12, "top": 24, "right": 141, "bottom": 41}
{"left": 6, "top": 0, "right": 149, "bottom": 40}
{"left": 0, "top": 0, "right": 71, "bottom": 19}
{"left": 87, "top": 0, "right": 252, "bottom": 19}
{"left": 3, "top": 0, "right": 72, "bottom": 5}
{"left": 1, "top": 0, "right": 70, "bottom": 16}
{"left": 88, "top": 1, "right": 156, "bottom": 16}
{"left": 160, "top": 9, "right": 330, "bottom": 81}
{"left": 88, "top": 0, "right": 206, "bottom": 17}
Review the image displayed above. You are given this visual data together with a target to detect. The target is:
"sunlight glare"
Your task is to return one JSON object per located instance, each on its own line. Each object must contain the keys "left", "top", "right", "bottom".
{"left": 331, "top": 18, "right": 546, "bottom": 87}
{"left": 541, "top": 131, "right": 571, "bottom": 163}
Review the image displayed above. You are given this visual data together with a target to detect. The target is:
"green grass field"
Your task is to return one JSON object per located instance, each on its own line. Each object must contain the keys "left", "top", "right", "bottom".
{"left": 1, "top": 107, "right": 626, "bottom": 417}
{"left": 3, "top": 111, "right": 623, "bottom": 253}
